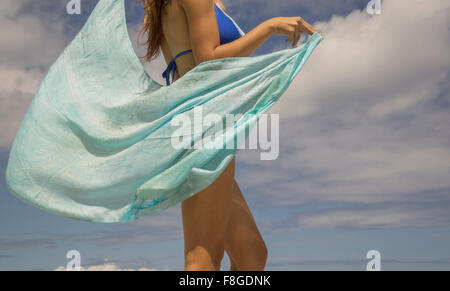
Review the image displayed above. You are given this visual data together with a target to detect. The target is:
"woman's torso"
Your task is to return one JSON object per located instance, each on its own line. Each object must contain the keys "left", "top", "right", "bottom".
{"left": 160, "top": 0, "right": 243, "bottom": 84}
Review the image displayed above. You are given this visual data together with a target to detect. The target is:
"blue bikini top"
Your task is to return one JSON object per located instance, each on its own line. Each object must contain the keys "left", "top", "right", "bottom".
{"left": 162, "top": 3, "right": 245, "bottom": 86}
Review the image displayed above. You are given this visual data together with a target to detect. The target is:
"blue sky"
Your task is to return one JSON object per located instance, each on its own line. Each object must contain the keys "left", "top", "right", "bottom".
{"left": 1, "top": 0, "right": 450, "bottom": 270}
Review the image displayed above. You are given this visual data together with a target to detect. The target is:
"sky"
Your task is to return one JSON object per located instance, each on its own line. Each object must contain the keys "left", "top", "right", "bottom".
{"left": 1, "top": 0, "right": 450, "bottom": 271}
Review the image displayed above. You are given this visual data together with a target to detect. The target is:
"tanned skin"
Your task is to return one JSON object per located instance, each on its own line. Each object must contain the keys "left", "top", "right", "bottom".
{"left": 159, "top": 0, "right": 321, "bottom": 271}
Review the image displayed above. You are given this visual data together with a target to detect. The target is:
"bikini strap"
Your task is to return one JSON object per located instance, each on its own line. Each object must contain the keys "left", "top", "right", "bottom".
{"left": 162, "top": 49, "right": 193, "bottom": 86}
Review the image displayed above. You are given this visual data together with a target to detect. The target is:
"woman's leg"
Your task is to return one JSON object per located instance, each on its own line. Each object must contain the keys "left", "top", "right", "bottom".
{"left": 181, "top": 157, "right": 236, "bottom": 271}
{"left": 225, "top": 180, "right": 268, "bottom": 271}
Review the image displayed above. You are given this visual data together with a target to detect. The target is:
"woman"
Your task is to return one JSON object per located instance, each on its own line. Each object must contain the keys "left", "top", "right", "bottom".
{"left": 138, "top": 0, "right": 321, "bottom": 271}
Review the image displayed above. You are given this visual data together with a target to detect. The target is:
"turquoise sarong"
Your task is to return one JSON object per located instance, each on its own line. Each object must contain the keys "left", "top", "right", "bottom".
{"left": 5, "top": 0, "right": 323, "bottom": 223}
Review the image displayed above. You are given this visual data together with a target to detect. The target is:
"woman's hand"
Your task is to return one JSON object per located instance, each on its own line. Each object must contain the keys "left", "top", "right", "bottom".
{"left": 266, "top": 17, "right": 322, "bottom": 48}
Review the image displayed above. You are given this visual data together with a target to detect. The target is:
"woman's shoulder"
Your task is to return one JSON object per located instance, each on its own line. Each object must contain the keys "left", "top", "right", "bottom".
{"left": 178, "top": 0, "right": 226, "bottom": 12}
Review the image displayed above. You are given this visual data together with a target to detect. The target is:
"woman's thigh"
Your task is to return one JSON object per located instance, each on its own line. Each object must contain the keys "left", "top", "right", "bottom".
{"left": 181, "top": 157, "right": 236, "bottom": 254}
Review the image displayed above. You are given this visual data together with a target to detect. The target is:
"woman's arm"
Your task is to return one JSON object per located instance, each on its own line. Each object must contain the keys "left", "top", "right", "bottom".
{"left": 179, "top": 0, "right": 321, "bottom": 64}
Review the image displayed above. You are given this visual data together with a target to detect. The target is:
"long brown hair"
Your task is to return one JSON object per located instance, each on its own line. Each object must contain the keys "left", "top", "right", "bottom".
{"left": 137, "top": 0, "right": 164, "bottom": 61}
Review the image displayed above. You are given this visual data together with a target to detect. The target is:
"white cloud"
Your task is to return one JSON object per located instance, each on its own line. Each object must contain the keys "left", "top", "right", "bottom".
{"left": 236, "top": 0, "right": 450, "bottom": 214}
{"left": 278, "top": 0, "right": 450, "bottom": 118}
{"left": 0, "top": 0, "right": 68, "bottom": 68}
{"left": 54, "top": 261, "right": 167, "bottom": 271}
{"left": 0, "top": 0, "right": 70, "bottom": 150}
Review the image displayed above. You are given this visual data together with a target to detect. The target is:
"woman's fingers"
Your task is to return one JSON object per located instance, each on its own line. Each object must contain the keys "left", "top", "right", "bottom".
{"left": 285, "top": 35, "right": 293, "bottom": 43}
{"left": 292, "top": 24, "right": 301, "bottom": 47}
{"left": 272, "top": 17, "right": 322, "bottom": 44}
{"left": 283, "top": 23, "right": 295, "bottom": 43}
{"left": 299, "top": 17, "right": 321, "bottom": 35}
